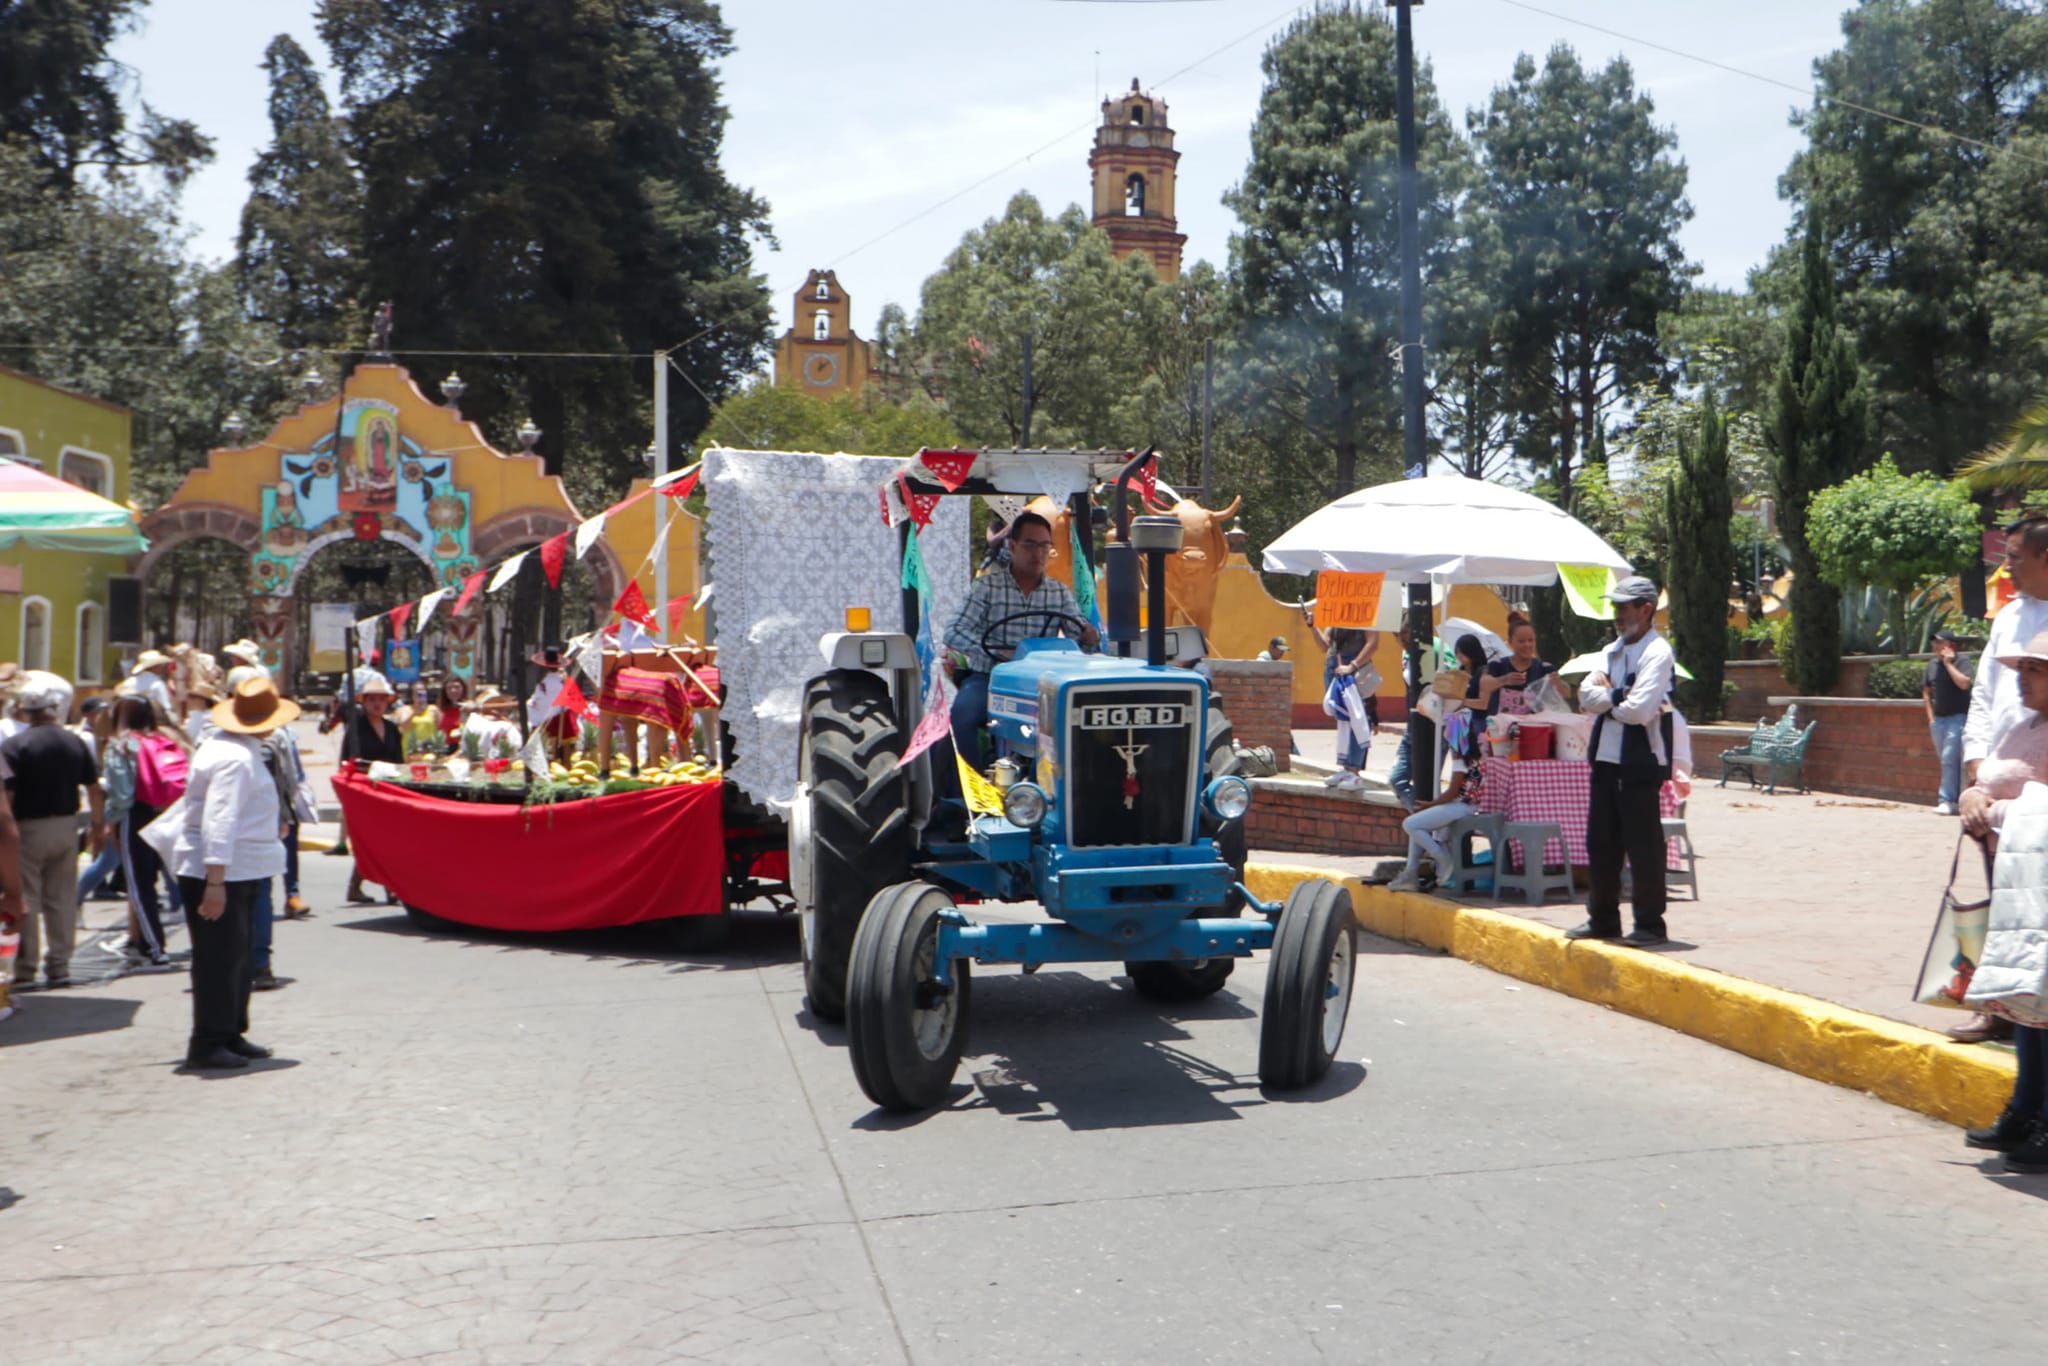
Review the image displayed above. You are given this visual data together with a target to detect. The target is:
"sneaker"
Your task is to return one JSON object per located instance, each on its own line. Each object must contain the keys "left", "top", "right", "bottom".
{"left": 1333, "top": 773, "right": 1364, "bottom": 791}
{"left": 1564, "top": 921, "right": 1622, "bottom": 941}
{"left": 1948, "top": 1012, "right": 2015, "bottom": 1044}
{"left": 1935, "top": 802, "right": 1958, "bottom": 816}
{"left": 2004, "top": 1121, "right": 2048, "bottom": 1174}
{"left": 1967, "top": 1106, "right": 2036, "bottom": 1153}
{"left": 284, "top": 895, "right": 311, "bottom": 918}
{"left": 1322, "top": 772, "right": 1345, "bottom": 787}
{"left": 1386, "top": 871, "right": 1423, "bottom": 892}
{"left": 1622, "top": 925, "right": 1670, "bottom": 948}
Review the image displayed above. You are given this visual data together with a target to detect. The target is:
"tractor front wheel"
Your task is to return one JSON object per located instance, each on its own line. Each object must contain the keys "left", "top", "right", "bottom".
{"left": 847, "top": 882, "right": 971, "bottom": 1112}
{"left": 1258, "top": 880, "right": 1357, "bottom": 1089}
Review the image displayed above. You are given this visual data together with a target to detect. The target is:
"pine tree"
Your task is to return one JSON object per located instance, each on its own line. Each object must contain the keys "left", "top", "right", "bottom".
{"left": 237, "top": 34, "right": 363, "bottom": 356}
{"left": 1665, "top": 390, "right": 1734, "bottom": 719}
{"left": 317, "top": 0, "right": 772, "bottom": 486}
{"left": 1770, "top": 222, "right": 1871, "bottom": 694}
{"left": 1223, "top": 1, "right": 1467, "bottom": 496}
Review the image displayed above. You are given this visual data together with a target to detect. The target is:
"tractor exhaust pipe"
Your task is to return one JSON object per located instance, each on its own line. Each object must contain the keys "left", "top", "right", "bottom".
{"left": 1105, "top": 449, "right": 1154, "bottom": 657}
{"left": 1112, "top": 445, "right": 1183, "bottom": 668}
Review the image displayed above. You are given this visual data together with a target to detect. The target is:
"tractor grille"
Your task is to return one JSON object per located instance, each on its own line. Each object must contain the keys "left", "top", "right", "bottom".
{"left": 1064, "top": 684, "right": 1201, "bottom": 848}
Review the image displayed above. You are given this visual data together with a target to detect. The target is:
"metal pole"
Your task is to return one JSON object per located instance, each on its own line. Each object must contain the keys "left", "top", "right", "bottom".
{"left": 1200, "top": 337, "right": 1214, "bottom": 498}
{"left": 1396, "top": 0, "right": 1436, "bottom": 801}
{"left": 654, "top": 348, "right": 670, "bottom": 642}
{"left": 1020, "top": 332, "right": 1035, "bottom": 448}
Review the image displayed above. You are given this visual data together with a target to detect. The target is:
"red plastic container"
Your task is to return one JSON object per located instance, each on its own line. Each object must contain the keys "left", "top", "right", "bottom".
{"left": 1517, "top": 722, "right": 1554, "bottom": 761}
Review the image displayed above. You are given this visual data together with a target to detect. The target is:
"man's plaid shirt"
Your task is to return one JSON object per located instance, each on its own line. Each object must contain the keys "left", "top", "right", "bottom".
{"left": 943, "top": 569, "right": 1088, "bottom": 673}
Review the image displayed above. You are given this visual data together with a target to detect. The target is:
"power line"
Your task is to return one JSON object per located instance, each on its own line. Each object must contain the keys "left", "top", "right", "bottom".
{"left": 1492, "top": 0, "right": 2048, "bottom": 171}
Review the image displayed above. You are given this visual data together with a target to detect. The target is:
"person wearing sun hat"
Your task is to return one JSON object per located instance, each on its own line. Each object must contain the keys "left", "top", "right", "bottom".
{"left": 168, "top": 674, "right": 300, "bottom": 1071}
{"left": 127, "top": 649, "right": 177, "bottom": 725}
{"left": 221, "top": 639, "right": 270, "bottom": 680}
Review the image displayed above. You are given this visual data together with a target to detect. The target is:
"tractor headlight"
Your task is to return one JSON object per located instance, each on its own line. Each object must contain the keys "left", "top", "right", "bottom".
{"left": 1205, "top": 775, "right": 1252, "bottom": 821}
{"left": 1002, "top": 782, "right": 1048, "bottom": 828}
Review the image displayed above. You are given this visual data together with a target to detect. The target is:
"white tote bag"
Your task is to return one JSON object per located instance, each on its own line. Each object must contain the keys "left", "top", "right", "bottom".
{"left": 137, "top": 793, "right": 186, "bottom": 867}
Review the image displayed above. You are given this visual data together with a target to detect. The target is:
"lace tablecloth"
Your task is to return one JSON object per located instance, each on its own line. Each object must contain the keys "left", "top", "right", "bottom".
{"left": 1472, "top": 758, "right": 1681, "bottom": 870}
{"left": 705, "top": 449, "right": 969, "bottom": 810}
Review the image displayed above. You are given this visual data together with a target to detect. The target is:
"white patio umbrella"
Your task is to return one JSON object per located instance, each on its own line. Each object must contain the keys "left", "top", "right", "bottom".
{"left": 1261, "top": 474, "right": 1630, "bottom": 585}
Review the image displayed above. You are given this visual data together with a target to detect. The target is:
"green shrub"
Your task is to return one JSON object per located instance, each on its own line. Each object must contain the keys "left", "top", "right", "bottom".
{"left": 1865, "top": 658, "right": 1926, "bottom": 699}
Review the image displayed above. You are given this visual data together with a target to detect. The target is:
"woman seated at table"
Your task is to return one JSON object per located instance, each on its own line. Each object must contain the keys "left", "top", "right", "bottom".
{"left": 1478, "top": 614, "right": 1556, "bottom": 717}
{"left": 1389, "top": 635, "right": 1487, "bottom": 892}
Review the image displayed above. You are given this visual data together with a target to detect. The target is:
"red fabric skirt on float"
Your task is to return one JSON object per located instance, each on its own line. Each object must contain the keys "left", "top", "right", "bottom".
{"left": 333, "top": 768, "right": 724, "bottom": 931}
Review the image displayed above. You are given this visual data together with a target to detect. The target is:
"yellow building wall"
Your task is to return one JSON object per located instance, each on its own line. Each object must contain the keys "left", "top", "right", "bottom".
{"left": 0, "top": 368, "right": 132, "bottom": 691}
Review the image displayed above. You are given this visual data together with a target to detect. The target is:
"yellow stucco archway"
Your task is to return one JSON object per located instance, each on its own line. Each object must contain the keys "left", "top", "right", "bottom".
{"left": 139, "top": 363, "right": 701, "bottom": 681}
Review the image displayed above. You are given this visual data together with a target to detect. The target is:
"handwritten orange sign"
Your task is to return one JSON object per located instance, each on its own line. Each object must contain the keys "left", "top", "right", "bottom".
{"left": 1313, "top": 571, "right": 1385, "bottom": 629}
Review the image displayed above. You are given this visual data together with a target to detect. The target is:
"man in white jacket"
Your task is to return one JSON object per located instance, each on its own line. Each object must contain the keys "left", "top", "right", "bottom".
{"left": 1569, "top": 577, "right": 1678, "bottom": 947}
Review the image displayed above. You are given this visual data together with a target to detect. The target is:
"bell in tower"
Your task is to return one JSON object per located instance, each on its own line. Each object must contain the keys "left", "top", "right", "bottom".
{"left": 1088, "top": 78, "right": 1186, "bottom": 281}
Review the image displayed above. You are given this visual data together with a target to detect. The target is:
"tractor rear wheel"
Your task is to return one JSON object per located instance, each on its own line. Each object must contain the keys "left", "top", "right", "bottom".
{"left": 1126, "top": 955, "right": 1234, "bottom": 1002}
{"left": 1258, "top": 879, "right": 1358, "bottom": 1088}
{"left": 796, "top": 671, "right": 911, "bottom": 1022}
{"left": 847, "top": 881, "right": 970, "bottom": 1112}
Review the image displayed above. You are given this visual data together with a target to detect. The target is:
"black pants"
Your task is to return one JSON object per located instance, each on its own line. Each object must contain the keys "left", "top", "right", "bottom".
{"left": 1586, "top": 762, "right": 1666, "bottom": 934}
{"left": 125, "top": 799, "right": 169, "bottom": 946}
{"left": 178, "top": 877, "right": 256, "bottom": 1049}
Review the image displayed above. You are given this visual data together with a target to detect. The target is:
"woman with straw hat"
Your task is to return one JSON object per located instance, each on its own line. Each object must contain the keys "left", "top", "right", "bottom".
{"left": 169, "top": 674, "right": 300, "bottom": 1071}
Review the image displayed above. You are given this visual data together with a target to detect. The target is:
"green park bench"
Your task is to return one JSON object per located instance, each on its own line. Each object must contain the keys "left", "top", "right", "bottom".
{"left": 1716, "top": 705, "right": 1816, "bottom": 795}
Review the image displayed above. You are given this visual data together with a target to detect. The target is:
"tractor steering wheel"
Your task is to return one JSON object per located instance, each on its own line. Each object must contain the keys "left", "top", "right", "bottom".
{"left": 980, "top": 609, "right": 1093, "bottom": 664}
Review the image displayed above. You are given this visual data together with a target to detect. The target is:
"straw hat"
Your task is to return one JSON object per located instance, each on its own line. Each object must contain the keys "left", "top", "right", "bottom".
{"left": 474, "top": 686, "right": 519, "bottom": 713}
{"left": 222, "top": 638, "right": 263, "bottom": 664}
{"left": 357, "top": 672, "right": 396, "bottom": 697}
{"left": 133, "top": 649, "right": 173, "bottom": 672}
{"left": 211, "top": 675, "right": 301, "bottom": 735}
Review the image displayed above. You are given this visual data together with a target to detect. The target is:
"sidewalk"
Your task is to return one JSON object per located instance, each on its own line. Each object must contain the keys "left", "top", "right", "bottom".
{"left": 1262, "top": 725, "right": 2012, "bottom": 1127}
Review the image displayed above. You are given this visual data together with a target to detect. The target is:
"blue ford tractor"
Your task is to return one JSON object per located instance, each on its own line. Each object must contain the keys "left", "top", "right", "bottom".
{"left": 789, "top": 450, "right": 1357, "bottom": 1112}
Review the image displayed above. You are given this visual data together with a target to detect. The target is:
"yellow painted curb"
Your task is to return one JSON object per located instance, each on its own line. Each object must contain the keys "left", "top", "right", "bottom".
{"left": 1247, "top": 861, "right": 2016, "bottom": 1129}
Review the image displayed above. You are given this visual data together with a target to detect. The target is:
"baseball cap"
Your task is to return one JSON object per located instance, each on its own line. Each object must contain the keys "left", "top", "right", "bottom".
{"left": 1604, "top": 575, "right": 1659, "bottom": 605}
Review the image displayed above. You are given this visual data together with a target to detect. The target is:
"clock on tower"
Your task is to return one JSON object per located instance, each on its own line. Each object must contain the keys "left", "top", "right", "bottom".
{"left": 772, "top": 269, "right": 873, "bottom": 397}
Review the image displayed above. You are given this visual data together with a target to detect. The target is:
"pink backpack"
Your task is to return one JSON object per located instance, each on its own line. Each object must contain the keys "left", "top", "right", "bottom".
{"left": 135, "top": 733, "right": 189, "bottom": 808}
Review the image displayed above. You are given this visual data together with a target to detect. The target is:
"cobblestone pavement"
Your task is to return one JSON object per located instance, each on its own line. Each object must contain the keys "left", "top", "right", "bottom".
{"left": 7, "top": 852, "right": 2048, "bottom": 1362}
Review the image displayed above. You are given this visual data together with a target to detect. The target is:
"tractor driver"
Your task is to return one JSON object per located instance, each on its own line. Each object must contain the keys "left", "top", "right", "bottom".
{"left": 943, "top": 509, "right": 1100, "bottom": 769}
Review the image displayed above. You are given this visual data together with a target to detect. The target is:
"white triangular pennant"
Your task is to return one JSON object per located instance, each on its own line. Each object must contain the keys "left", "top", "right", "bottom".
{"left": 653, "top": 462, "right": 700, "bottom": 490}
{"left": 1025, "top": 454, "right": 1086, "bottom": 502}
{"left": 415, "top": 587, "right": 451, "bottom": 635}
{"left": 985, "top": 494, "right": 1028, "bottom": 526}
{"left": 488, "top": 550, "right": 530, "bottom": 594}
{"left": 354, "top": 619, "right": 378, "bottom": 662}
{"left": 574, "top": 513, "right": 607, "bottom": 561}
{"left": 521, "top": 727, "right": 550, "bottom": 782}
{"left": 576, "top": 634, "right": 607, "bottom": 689}
{"left": 881, "top": 478, "right": 908, "bottom": 528}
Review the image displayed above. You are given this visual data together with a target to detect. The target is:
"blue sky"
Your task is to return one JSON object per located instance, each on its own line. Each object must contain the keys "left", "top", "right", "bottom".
{"left": 113, "top": 1, "right": 1852, "bottom": 347}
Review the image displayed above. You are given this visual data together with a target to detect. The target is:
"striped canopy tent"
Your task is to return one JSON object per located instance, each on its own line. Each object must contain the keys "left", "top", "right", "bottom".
{"left": 0, "top": 457, "right": 146, "bottom": 553}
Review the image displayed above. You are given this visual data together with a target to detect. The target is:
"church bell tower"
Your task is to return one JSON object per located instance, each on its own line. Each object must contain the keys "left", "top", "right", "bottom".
{"left": 1088, "top": 78, "right": 1185, "bottom": 281}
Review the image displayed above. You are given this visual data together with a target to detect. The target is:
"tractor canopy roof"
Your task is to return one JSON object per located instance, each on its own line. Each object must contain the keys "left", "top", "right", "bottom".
{"left": 899, "top": 448, "right": 1144, "bottom": 499}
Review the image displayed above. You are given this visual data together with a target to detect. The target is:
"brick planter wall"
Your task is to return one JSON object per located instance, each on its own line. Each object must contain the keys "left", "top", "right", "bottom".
{"left": 1243, "top": 778, "right": 1408, "bottom": 857}
{"left": 1751, "top": 695, "right": 1935, "bottom": 806}
{"left": 1210, "top": 659, "right": 1295, "bottom": 772}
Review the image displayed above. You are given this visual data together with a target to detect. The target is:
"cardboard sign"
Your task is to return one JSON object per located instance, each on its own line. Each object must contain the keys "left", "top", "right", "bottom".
{"left": 1313, "top": 571, "right": 1385, "bottom": 629}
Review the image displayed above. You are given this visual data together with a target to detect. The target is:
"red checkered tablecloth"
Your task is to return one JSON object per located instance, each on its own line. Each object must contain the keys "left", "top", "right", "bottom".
{"left": 1471, "top": 758, "right": 1681, "bottom": 870}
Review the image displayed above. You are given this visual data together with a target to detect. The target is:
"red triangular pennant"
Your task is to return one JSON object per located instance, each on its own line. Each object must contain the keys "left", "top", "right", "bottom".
{"left": 664, "top": 593, "right": 691, "bottom": 634}
{"left": 658, "top": 468, "right": 700, "bottom": 499}
{"left": 613, "top": 580, "right": 656, "bottom": 628}
{"left": 388, "top": 602, "right": 412, "bottom": 638}
{"left": 1138, "top": 454, "right": 1158, "bottom": 505}
{"left": 555, "top": 673, "right": 591, "bottom": 720}
{"left": 538, "top": 531, "right": 570, "bottom": 589}
{"left": 453, "top": 570, "right": 487, "bottom": 617}
{"left": 918, "top": 449, "right": 976, "bottom": 492}
{"left": 899, "top": 473, "right": 937, "bottom": 528}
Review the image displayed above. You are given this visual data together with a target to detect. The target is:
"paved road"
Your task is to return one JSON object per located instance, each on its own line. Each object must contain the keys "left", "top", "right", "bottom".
{"left": 6, "top": 854, "right": 2048, "bottom": 1363}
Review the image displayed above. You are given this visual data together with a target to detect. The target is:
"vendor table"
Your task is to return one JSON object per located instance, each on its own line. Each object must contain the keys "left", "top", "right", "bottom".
{"left": 1471, "top": 757, "right": 1681, "bottom": 871}
{"left": 334, "top": 769, "right": 725, "bottom": 932}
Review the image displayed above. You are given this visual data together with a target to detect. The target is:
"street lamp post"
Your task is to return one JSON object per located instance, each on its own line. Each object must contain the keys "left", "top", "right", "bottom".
{"left": 1395, "top": 0, "right": 1435, "bottom": 800}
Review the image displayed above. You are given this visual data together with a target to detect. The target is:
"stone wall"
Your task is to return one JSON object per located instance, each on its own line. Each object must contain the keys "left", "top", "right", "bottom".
{"left": 1210, "top": 659, "right": 1295, "bottom": 772}
{"left": 1243, "top": 778, "right": 1408, "bottom": 857}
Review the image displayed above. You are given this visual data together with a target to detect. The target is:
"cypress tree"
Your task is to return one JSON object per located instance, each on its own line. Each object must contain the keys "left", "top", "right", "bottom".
{"left": 1665, "top": 390, "right": 1734, "bottom": 719}
{"left": 1770, "top": 222, "right": 1870, "bottom": 694}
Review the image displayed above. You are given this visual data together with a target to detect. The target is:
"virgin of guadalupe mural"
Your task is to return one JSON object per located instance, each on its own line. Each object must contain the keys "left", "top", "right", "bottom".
{"left": 345, "top": 409, "right": 401, "bottom": 508}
